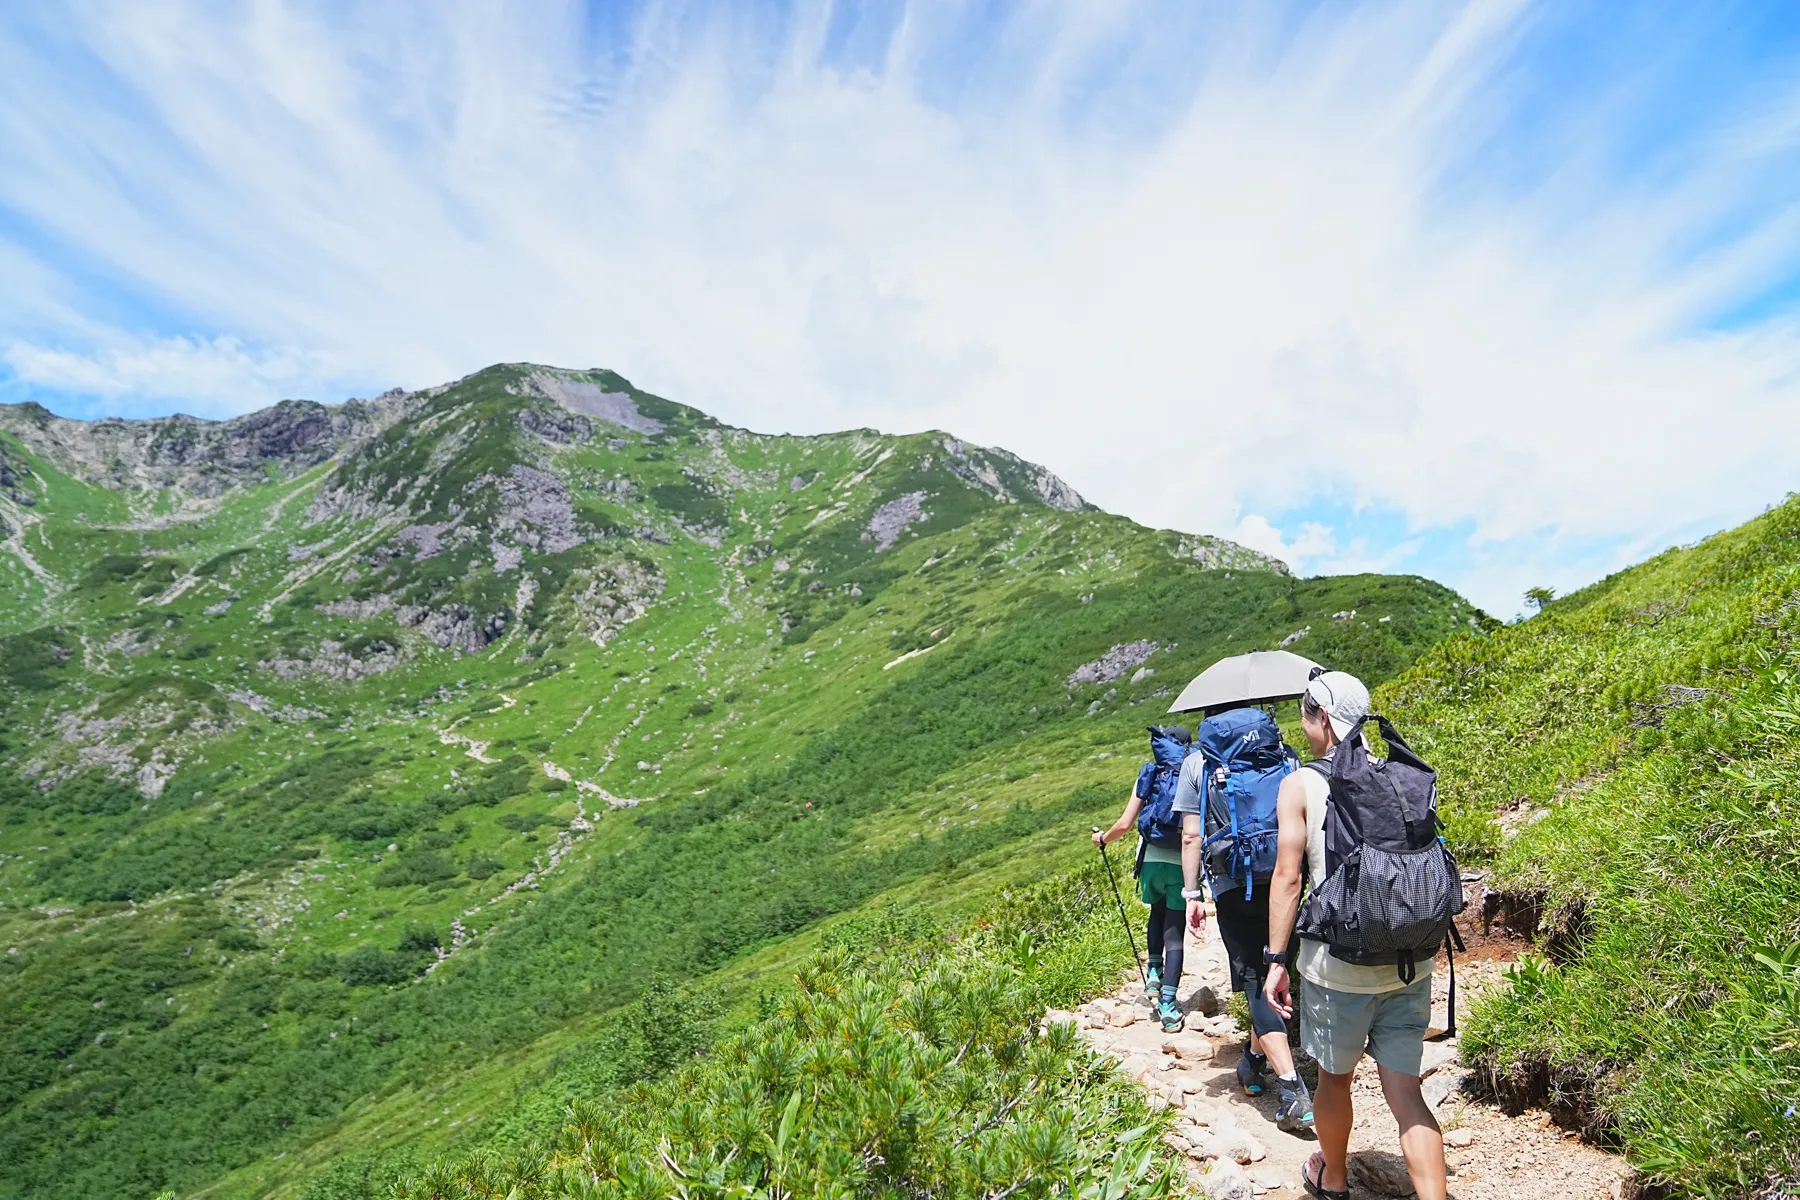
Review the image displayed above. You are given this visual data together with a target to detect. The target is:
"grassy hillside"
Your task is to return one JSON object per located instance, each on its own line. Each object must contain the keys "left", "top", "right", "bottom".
{"left": 1380, "top": 498, "right": 1800, "bottom": 1198}
{"left": 0, "top": 365, "right": 1478, "bottom": 1200}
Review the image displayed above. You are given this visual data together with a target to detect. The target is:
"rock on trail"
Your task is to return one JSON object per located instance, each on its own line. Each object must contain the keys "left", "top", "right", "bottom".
{"left": 1064, "top": 922, "right": 1627, "bottom": 1199}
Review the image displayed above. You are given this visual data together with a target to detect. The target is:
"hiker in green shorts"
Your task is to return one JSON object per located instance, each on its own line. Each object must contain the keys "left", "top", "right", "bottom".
{"left": 1092, "top": 725, "right": 1192, "bottom": 1029}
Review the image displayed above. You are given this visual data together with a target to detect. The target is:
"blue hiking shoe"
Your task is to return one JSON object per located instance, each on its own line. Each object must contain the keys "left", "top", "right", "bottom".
{"left": 1235, "top": 1049, "right": 1267, "bottom": 1097}
{"left": 1276, "top": 1075, "right": 1315, "bottom": 1134}
{"left": 1145, "top": 963, "right": 1163, "bottom": 996}
{"left": 1157, "top": 997, "right": 1185, "bottom": 1033}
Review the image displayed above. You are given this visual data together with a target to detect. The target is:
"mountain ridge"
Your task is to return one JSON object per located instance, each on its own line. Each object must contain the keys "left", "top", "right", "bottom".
{"left": 0, "top": 362, "right": 1477, "bottom": 1200}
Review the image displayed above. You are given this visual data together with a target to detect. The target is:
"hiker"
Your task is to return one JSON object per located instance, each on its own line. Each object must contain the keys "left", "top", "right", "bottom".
{"left": 1092, "top": 725, "right": 1192, "bottom": 1031}
{"left": 1175, "top": 706, "right": 1315, "bottom": 1134}
{"left": 1262, "top": 670, "right": 1460, "bottom": 1200}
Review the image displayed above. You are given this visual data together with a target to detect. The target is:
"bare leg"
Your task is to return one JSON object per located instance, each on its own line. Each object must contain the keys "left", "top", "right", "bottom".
{"left": 1377, "top": 1065, "right": 1447, "bottom": 1200}
{"left": 1251, "top": 1030, "right": 1296, "bottom": 1078}
{"left": 1313, "top": 1068, "right": 1354, "bottom": 1192}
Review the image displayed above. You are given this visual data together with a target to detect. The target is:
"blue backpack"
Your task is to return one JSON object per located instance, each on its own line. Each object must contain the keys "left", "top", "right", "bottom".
{"left": 1197, "top": 707, "right": 1298, "bottom": 899}
{"left": 1134, "top": 727, "right": 1193, "bottom": 850}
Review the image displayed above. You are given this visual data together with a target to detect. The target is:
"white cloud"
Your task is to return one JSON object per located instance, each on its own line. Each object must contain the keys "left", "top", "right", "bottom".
{"left": 1231, "top": 516, "right": 1337, "bottom": 573}
{"left": 4, "top": 336, "right": 342, "bottom": 417}
{"left": 1, "top": 1, "right": 1798, "bottom": 611}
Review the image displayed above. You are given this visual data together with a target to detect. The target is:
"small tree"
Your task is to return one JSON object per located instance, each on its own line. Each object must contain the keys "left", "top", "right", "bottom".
{"left": 1523, "top": 586, "right": 1556, "bottom": 614}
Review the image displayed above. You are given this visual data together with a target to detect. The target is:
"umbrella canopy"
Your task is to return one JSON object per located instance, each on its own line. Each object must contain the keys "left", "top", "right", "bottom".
{"left": 1167, "top": 649, "right": 1324, "bottom": 714}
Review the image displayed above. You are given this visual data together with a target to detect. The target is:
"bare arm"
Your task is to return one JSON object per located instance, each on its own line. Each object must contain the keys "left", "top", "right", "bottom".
{"left": 1093, "top": 788, "right": 1144, "bottom": 847}
{"left": 1182, "top": 812, "right": 1208, "bottom": 932}
{"left": 1263, "top": 773, "right": 1310, "bottom": 1017}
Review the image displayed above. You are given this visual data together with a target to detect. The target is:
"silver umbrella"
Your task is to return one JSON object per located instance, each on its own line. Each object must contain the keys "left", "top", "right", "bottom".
{"left": 1167, "top": 649, "right": 1324, "bottom": 713}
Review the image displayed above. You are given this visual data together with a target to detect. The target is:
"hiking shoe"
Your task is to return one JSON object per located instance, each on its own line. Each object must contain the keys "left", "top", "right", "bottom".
{"left": 1235, "top": 1049, "right": 1266, "bottom": 1097}
{"left": 1276, "top": 1075, "right": 1315, "bottom": 1134}
{"left": 1145, "top": 963, "right": 1163, "bottom": 996}
{"left": 1157, "top": 998, "right": 1185, "bottom": 1033}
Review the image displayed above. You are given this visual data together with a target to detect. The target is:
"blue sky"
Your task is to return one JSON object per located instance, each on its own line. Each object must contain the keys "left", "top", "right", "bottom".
{"left": 3, "top": 1, "right": 1800, "bottom": 615}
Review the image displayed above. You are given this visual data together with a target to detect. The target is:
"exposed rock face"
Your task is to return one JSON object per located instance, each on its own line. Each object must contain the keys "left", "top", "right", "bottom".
{"left": 1068, "top": 640, "right": 1161, "bottom": 687}
{"left": 1173, "top": 534, "right": 1290, "bottom": 576}
{"left": 394, "top": 517, "right": 463, "bottom": 559}
{"left": 511, "top": 369, "right": 664, "bottom": 435}
{"left": 396, "top": 604, "right": 510, "bottom": 653}
{"left": 936, "top": 436, "right": 1088, "bottom": 512}
{"left": 0, "top": 390, "right": 418, "bottom": 496}
{"left": 0, "top": 446, "right": 35, "bottom": 504}
{"left": 517, "top": 406, "right": 592, "bottom": 444}
{"left": 486, "top": 465, "right": 583, "bottom": 554}
{"left": 864, "top": 491, "right": 928, "bottom": 550}
{"left": 262, "top": 636, "right": 408, "bottom": 680}
{"left": 1031, "top": 468, "right": 1085, "bottom": 511}
{"left": 570, "top": 557, "right": 666, "bottom": 646}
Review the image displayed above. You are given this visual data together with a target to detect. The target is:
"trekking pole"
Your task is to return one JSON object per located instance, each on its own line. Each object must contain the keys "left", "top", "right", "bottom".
{"left": 1092, "top": 827, "right": 1148, "bottom": 993}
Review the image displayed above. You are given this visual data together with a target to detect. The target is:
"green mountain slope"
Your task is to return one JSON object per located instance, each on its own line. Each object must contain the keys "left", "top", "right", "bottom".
{"left": 0, "top": 364, "right": 1478, "bottom": 1200}
{"left": 1379, "top": 499, "right": 1800, "bottom": 1198}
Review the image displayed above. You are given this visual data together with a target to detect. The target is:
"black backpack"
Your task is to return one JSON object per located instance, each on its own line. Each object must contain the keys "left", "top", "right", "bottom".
{"left": 1295, "top": 714, "right": 1466, "bottom": 998}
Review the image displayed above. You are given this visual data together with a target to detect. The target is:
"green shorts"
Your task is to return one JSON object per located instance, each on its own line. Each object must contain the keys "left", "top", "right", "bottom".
{"left": 1138, "top": 861, "right": 1185, "bottom": 910}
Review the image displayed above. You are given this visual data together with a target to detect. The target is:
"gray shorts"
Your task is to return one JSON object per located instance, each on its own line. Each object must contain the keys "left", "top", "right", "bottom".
{"left": 1300, "top": 975, "right": 1432, "bottom": 1076}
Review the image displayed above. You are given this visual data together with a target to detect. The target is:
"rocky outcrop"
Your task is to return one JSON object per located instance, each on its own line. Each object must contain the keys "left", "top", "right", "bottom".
{"left": 935, "top": 436, "right": 1089, "bottom": 512}
{"left": 396, "top": 604, "right": 510, "bottom": 653}
{"left": 261, "top": 635, "right": 408, "bottom": 679}
{"left": 0, "top": 389, "right": 419, "bottom": 496}
{"left": 1172, "top": 534, "right": 1291, "bottom": 576}
{"left": 517, "top": 406, "right": 593, "bottom": 444}
{"left": 1068, "top": 640, "right": 1161, "bottom": 687}
{"left": 394, "top": 517, "right": 464, "bottom": 559}
{"left": 486, "top": 465, "right": 584, "bottom": 554}
{"left": 864, "top": 492, "right": 928, "bottom": 550}
{"left": 0, "top": 445, "right": 35, "bottom": 505}
{"left": 570, "top": 557, "right": 665, "bottom": 647}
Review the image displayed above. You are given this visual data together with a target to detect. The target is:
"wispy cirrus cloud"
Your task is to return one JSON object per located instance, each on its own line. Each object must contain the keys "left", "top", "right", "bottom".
{"left": 1, "top": 1, "right": 1799, "bottom": 611}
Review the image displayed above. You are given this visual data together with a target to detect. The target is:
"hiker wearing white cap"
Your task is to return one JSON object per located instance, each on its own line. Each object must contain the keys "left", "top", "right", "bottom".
{"left": 1262, "top": 669, "right": 1449, "bottom": 1200}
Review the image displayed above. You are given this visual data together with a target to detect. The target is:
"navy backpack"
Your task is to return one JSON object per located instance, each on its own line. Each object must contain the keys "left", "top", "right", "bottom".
{"left": 1133, "top": 727, "right": 1193, "bottom": 853}
{"left": 1197, "top": 707, "right": 1298, "bottom": 898}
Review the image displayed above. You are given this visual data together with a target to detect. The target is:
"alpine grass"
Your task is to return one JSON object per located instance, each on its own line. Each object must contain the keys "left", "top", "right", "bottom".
{"left": 1383, "top": 497, "right": 1800, "bottom": 1197}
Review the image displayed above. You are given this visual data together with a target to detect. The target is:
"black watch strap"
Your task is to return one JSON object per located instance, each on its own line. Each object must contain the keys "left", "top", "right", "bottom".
{"left": 1261, "top": 947, "right": 1289, "bottom": 967}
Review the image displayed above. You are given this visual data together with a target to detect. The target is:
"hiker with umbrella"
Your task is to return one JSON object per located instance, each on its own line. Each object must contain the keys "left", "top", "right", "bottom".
{"left": 1171, "top": 651, "right": 1321, "bottom": 1135}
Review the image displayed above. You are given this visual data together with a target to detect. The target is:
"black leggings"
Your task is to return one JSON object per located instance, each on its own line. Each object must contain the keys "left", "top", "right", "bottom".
{"left": 1144, "top": 902, "right": 1184, "bottom": 994}
{"left": 1213, "top": 882, "right": 1289, "bottom": 1040}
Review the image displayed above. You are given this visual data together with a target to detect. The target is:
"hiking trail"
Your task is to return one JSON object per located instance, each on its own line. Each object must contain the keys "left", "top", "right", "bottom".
{"left": 1053, "top": 907, "right": 1629, "bottom": 1199}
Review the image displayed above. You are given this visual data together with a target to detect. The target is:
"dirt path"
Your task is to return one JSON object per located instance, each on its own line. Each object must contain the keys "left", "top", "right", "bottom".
{"left": 1060, "top": 918, "right": 1627, "bottom": 1199}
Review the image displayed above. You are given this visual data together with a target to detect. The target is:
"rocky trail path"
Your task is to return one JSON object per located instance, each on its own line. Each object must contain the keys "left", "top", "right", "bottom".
{"left": 1058, "top": 917, "right": 1628, "bottom": 1199}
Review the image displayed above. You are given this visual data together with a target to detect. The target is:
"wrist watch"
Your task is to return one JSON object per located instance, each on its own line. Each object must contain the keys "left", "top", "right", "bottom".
{"left": 1261, "top": 946, "right": 1289, "bottom": 967}
{"left": 1181, "top": 888, "right": 1205, "bottom": 901}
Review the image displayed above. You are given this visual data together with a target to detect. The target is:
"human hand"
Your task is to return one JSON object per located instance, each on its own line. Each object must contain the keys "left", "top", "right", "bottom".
{"left": 1264, "top": 964, "right": 1293, "bottom": 1020}
{"left": 1091, "top": 828, "right": 1107, "bottom": 848}
{"left": 1186, "top": 898, "right": 1208, "bottom": 934}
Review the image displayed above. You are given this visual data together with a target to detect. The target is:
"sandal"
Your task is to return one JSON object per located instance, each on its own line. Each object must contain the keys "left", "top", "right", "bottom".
{"left": 1302, "top": 1151, "right": 1350, "bottom": 1200}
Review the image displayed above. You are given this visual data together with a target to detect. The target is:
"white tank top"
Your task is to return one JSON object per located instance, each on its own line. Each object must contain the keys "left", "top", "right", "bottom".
{"left": 1294, "top": 752, "right": 1424, "bottom": 995}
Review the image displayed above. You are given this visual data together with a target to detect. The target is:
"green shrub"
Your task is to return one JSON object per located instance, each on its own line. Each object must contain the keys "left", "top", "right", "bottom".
{"left": 341, "top": 945, "right": 419, "bottom": 988}
{"left": 374, "top": 850, "right": 457, "bottom": 889}
{"left": 390, "top": 871, "right": 1177, "bottom": 1200}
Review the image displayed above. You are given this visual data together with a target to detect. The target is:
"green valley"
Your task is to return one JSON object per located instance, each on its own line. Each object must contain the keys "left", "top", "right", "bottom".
{"left": 0, "top": 365, "right": 1475, "bottom": 1200}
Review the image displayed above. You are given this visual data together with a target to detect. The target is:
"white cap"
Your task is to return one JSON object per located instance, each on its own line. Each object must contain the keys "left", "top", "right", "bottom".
{"left": 1305, "top": 670, "right": 1370, "bottom": 741}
